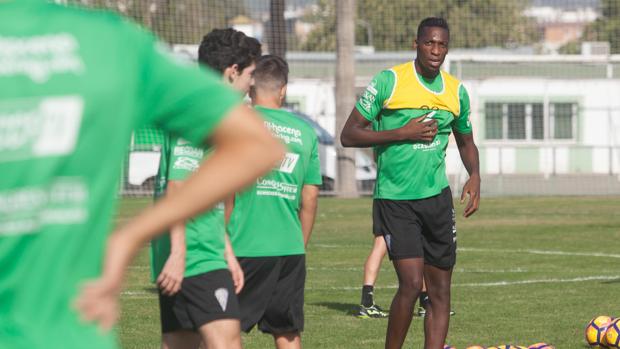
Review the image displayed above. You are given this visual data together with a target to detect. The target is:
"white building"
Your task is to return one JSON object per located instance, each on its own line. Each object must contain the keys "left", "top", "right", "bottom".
{"left": 166, "top": 46, "right": 620, "bottom": 195}
{"left": 283, "top": 51, "right": 620, "bottom": 195}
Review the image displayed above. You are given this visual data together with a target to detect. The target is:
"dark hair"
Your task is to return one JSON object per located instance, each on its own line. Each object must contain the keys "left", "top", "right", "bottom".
{"left": 198, "top": 28, "right": 262, "bottom": 74}
{"left": 417, "top": 17, "right": 450, "bottom": 38}
{"left": 253, "top": 55, "right": 289, "bottom": 90}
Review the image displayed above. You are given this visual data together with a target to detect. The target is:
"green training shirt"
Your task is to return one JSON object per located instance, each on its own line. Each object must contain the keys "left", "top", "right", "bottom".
{"left": 355, "top": 61, "right": 472, "bottom": 200}
{"left": 150, "top": 137, "right": 227, "bottom": 281}
{"left": 0, "top": 2, "right": 241, "bottom": 349}
{"left": 228, "top": 106, "right": 322, "bottom": 257}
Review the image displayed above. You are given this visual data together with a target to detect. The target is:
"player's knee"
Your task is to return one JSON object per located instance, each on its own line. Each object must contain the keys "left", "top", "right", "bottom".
{"left": 428, "top": 285, "right": 451, "bottom": 303}
{"left": 205, "top": 332, "right": 242, "bottom": 349}
{"left": 398, "top": 276, "right": 423, "bottom": 297}
{"left": 273, "top": 331, "right": 300, "bottom": 341}
{"left": 199, "top": 319, "right": 242, "bottom": 349}
{"left": 273, "top": 332, "right": 301, "bottom": 349}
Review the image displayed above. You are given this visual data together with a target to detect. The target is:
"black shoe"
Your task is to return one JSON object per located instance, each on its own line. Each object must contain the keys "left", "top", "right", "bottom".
{"left": 355, "top": 304, "right": 389, "bottom": 318}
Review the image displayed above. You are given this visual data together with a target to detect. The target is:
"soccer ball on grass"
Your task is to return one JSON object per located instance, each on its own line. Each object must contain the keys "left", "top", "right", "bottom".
{"left": 586, "top": 315, "right": 614, "bottom": 348}
{"left": 605, "top": 318, "right": 620, "bottom": 349}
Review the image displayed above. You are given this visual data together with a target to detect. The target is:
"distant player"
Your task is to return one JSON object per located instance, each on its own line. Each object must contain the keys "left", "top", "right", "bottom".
{"left": 356, "top": 228, "right": 389, "bottom": 318}
{"left": 0, "top": 3, "right": 283, "bottom": 349}
{"left": 226, "top": 55, "right": 322, "bottom": 349}
{"left": 357, "top": 237, "right": 454, "bottom": 318}
{"left": 149, "top": 28, "right": 262, "bottom": 349}
{"left": 341, "top": 17, "right": 480, "bottom": 349}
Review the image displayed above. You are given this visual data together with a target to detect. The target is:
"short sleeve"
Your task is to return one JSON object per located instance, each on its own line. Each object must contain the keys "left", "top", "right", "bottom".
{"left": 304, "top": 134, "right": 322, "bottom": 185}
{"left": 452, "top": 84, "right": 473, "bottom": 134}
{"left": 355, "top": 70, "right": 395, "bottom": 122}
{"left": 129, "top": 23, "right": 242, "bottom": 144}
{"left": 167, "top": 137, "right": 205, "bottom": 181}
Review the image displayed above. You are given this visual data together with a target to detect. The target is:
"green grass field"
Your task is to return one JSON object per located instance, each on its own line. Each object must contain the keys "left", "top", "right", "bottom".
{"left": 116, "top": 196, "right": 620, "bottom": 349}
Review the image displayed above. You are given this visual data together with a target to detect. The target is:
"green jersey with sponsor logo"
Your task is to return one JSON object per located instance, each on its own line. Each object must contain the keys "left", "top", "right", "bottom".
{"left": 150, "top": 137, "right": 227, "bottom": 281}
{"left": 356, "top": 61, "right": 472, "bottom": 200}
{"left": 228, "top": 106, "right": 322, "bottom": 257}
{"left": 0, "top": 2, "right": 241, "bottom": 349}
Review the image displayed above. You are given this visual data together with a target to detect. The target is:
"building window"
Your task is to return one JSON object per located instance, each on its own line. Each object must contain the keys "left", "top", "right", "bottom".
{"left": 507, "top": 103, "right": 526, "bottom": 139}
{"left": 552, "top": 103, "right": 575, "bottom": 139}
{"left": 484, "top": 101, "right": 577, "bottom": 141}
{"left": 532, "top": 103, "right": 544, "bottom": 140}
{"left": 485, "top": 103, "right": 503, "bottom": 139}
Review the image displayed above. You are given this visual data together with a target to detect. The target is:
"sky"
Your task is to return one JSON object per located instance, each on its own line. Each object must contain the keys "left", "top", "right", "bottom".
{"left": 531, "top": 0, "right": 599, "bottom": 8}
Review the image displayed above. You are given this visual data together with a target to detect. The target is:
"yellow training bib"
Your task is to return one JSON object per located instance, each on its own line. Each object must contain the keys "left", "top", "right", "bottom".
{"left": 384, "top": 61, "right": 461, "bottom": 117}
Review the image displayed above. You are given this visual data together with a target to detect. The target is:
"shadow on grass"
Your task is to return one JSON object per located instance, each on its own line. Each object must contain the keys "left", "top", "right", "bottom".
{"left": 310, "top": 302, "right": 360, "bottom": 316}
{"left": 602, "top": 278, "right": 620, "bottom": 284}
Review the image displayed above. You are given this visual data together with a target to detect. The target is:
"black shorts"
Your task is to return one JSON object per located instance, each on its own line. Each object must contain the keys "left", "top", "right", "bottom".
{"left": 237, "top": 255, "right": 305, "bottom": 334}
{"left": 158, "top": 268, "right": 240, "bottom": 333}
{"left": 372, "top": 211, "right": 383, "bottom": 236}
{"left": 373, "top": 186, "right": 457, "bottom": 269}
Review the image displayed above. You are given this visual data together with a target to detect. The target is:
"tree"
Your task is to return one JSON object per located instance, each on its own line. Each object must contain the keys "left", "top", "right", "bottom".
{"left": 302, "top": 0, "right": 539, "bottom": 51}
{"left": 301, "top": 0, "right": 337, "bottom": 51}
{"left": 335, "top": 0, "right": 359, "bottom": 197}
{"left": 581, "top": 0, "right": 620, "bottom": 53}
{"left": 73, "top": 0, "right": 246, "bottom": 44}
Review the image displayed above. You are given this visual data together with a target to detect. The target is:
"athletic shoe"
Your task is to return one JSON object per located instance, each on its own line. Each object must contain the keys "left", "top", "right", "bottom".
{"left": 355, "top": 304, "right": 389, "bottom": 318}
{"left": 416, "top": 307, "right": 456, "bottom": 317}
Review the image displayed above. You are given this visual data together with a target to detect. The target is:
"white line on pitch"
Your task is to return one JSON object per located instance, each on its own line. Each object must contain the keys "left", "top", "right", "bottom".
{"left": 121, "top": 291, "right": 154, "bottom": 296}
{"left": 129, "top": 265, "right": 529, "bottom": 273}
{"left": 454, "top": 275, "right": 620, "bottom": 287}
{"left": 126, "top": 249, "right": 620, "bottom": 273}
{"left": 121, "top": 275, "right": 620, "bottom": 297}
{"left": 458, "top": 247, "right": 620, "bottom": 259}
{"left": 306, "top": 267, "right": 529, "bottom": 273}
{"left": 304, "top": 275, "right": 620, "bottom": 291}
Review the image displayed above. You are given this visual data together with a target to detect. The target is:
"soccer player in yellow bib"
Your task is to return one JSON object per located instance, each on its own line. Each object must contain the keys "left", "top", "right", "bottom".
{"left": 341, "top": 17, "right": 481, "bottom": 349}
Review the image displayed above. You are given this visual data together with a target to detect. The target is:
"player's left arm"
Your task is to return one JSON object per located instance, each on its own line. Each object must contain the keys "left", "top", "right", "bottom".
{"left": 224, "top": 195, "right": 235, "bottom": 225}
{"left": 300, "top": 185, "right": 319, "bottom": 247}
{"left": 453, "top": 84, "right": 480, "bottom": 218}
{"left": 156, "top": 180, "right": 187, "bottom": 296}
{"left": 224, "top": 234, "right": 244, "bottom": 294}
{"left": 300, "top": 135, "right": 323, "bottom": 247}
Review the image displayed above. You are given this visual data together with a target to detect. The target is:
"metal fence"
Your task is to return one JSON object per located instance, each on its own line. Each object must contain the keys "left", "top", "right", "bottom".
{"left": 68, "top": 0, "right": 620, "bottom": 197}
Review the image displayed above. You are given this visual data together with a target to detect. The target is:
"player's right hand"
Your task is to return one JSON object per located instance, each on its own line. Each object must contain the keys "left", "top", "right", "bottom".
{"left": 157, "top": 252, "right": 185, "bottom": 296}
{"left": 74, "top": 276, "right": 121, "bottom": 332}
{"left": 399, "top": 114, "right": 438, "bottom": 142}
{"left": 227, "top": 253, "right": 245, "bottom": 294}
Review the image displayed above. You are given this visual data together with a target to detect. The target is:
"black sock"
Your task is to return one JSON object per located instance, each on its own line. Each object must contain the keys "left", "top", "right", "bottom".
{"left": 361, "top": 285, "right": 374, "bottom": 307}
{"left": 419, "top": 291, "right": 430, "bottom": 308}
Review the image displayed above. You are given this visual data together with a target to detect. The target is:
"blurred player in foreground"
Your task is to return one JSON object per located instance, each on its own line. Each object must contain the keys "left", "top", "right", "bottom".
{"left": 0, "top": 2, "right": 283, "bottom": 349}
{"left": 226, "top": 55, "right": 322, "bottom": 349}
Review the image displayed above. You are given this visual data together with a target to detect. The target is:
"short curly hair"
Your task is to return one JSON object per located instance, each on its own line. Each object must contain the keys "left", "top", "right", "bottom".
{"left": 198, "top": 28, "right": 262, "bottom": 74}
{"left": 417, "top": 17, "right": 450, "bottom": 39}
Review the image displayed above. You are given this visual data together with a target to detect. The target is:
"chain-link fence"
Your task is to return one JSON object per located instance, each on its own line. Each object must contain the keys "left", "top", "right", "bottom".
{"left": 74, "top": 0, "right": 620, "bottom": 196}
